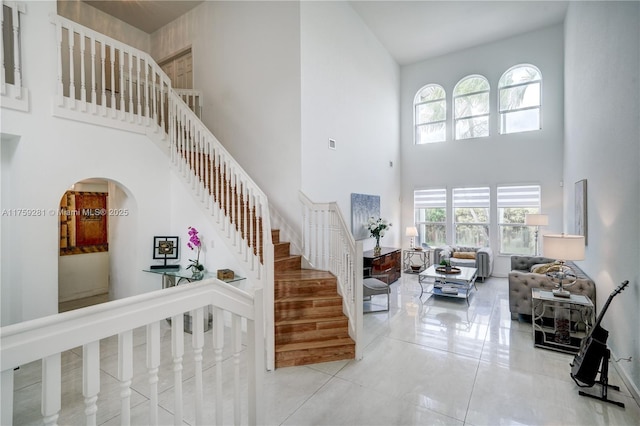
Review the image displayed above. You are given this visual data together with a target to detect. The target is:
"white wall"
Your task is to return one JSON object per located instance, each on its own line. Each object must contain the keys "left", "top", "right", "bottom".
{"left": 151, "top": 1, "right": 303, "bottom": 237}
{"left": 300, "top": 1, "right": 401, "bottom": 250}
{"left": 400, "top": 25, "right": 565, "bottom": 276}
{"left": 564, "top": 1, "right": 640, "bottom": 398}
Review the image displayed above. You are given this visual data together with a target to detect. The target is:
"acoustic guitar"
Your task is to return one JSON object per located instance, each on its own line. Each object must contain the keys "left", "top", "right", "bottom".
{"left": 570, "top": 280, "right": 629, "bottom": 387}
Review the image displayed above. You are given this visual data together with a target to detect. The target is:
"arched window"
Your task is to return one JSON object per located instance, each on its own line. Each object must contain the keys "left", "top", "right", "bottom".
{"left": 453, "top": 75, "right": 490, "bottom": 140}
{"left": 414, "top": 84, "right": 446, "bottom": 144}
{"left": 499, "top": 65, "right": 542, "bottom": 134}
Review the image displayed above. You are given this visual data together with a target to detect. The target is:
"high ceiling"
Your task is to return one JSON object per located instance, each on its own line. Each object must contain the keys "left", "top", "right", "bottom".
{"left": 81, "top": 0, "right": 569, "bottom": 65}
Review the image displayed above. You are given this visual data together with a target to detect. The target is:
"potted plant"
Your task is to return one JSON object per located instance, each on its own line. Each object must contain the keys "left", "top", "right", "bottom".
{"left": 365, "top": 217, "right": 392, "bottom": 256}
{"left": 186, "top": 226, "right": 204, "bottom": 279}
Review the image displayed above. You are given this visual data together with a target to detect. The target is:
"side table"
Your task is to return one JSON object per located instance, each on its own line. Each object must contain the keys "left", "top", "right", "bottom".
{"left": 403, "top": 248, "right": 431, "bottom": 273}
{"left": 531, "top": 288, "right": 594, "bottom": 354}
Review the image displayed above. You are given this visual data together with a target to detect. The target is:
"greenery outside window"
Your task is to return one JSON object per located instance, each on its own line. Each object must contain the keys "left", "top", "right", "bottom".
{"left": 414, "top": 188, "right": 446, "bottom": 247}
{"left": 414, "top": 84, "right": 446, "bottom": 144}
{"left": 453, "top": 75, "right": 490, "bottom": 140}
{"left": 499, "top": 65, "right": 542, "bottom": 134}
{"left": 497, "top": 185, "right": 541, "bottom": 254}
{"left": 453, "top": 187, "right": 490, "bottom": 246}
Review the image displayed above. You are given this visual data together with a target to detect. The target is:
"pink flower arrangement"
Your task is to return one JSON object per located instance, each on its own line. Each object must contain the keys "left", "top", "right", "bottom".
{"left": 187, "top": 226, "right": 203, "bottom": 271}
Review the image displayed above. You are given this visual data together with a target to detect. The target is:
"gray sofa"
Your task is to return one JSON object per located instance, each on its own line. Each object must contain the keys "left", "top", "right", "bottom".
{"left": 508, "top": 256, "right": 596, "bottom": 320}
{"left": 433, "top": 246, "right": 493, "bottom": 280}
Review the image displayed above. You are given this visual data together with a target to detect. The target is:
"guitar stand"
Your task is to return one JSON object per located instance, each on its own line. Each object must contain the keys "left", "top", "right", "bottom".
{"left": 577, "top": 349, "right": 625, "bottom": 408}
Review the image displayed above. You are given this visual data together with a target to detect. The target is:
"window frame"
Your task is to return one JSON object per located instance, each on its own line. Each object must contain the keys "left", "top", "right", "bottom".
{"left": 414, "top": 84, "right": 447, "bottom": 144}
{"left": 452, "top": 187, "right": 490, "bottom": 247}
{"left": 498, "top": 64, "right": 542, "bottom": 134}
{"left": 497, "top": 185, "right": 542, "bottom": 255}
{"left": 414, "top": 188, "right": 447, "bottom": 247}
{"left": 453, "top": 75, "right": 490, "bottom": 140}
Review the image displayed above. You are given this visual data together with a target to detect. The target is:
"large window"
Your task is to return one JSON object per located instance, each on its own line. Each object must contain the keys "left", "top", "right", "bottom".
{"left": 499, "top": 65, "right": 542, "bottom": 134}
{"left": 497, "top": 185, "right": 541, "bottom": 254}
{"left": 414, "top": 84, "right": 446, "bottom": 144}
{"left": 414, "top": 189, "right": 446, "bottom": 247}
{"left": 453, "top": 75, "right": 490, "bottom": 140}
{"left": 453, "top": 187, "right": 490, "bottom": 246}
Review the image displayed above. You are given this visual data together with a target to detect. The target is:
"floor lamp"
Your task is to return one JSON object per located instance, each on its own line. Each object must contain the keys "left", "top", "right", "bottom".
{"left": 525, "top": 213, "right": 548, "bottom": 256}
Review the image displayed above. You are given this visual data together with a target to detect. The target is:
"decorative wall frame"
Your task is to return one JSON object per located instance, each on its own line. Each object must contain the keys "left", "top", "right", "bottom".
{"left": 152, "top": 236, "right": 179, "bottom": 269}
{"left": 351, "top": 193, "right": 380, "bottom": 241}
{"left": 575, "top": 179, "right": 587, "bottom": 245}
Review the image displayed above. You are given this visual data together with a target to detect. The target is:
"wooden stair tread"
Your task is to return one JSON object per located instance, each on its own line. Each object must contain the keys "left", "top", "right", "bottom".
{"left": 275, "top": 337, "right": 355, "bottom": 353}
{"left": 275, "top": 295, "right": 342, "bottom": 303}
{"left": 275, "top": 269, "right": 334, "bottom": 280}
{"left": 275, "top": 315, "right": 348, "bottom": 326}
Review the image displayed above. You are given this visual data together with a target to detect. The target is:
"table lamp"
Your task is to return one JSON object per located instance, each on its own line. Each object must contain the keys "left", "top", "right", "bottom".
{"left": 525, "top": 213, "right": 548, "bottom": 256}
{"left": 542, "top": 233, "right": 585, "bottom": 297}
{"left": 406, "top": 226, "right": 418, "bottom": 249}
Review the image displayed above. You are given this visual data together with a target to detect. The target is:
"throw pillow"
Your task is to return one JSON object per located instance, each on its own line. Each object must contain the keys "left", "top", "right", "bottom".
{"left": 452, "top": 251, "right": 476, "bottom": 260}
{"left": 531, "top": 262, "right": 559, "bottom": 274}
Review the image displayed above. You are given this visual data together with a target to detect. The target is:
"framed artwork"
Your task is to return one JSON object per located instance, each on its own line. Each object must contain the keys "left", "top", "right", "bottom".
{"left": 59, "top": 191, "right": 108, "bottom": 255}
{"left": 152, "top": 236, "right": 179, "bottom": 268}
{"left": 575, "top": 179, "right": 587, "bottom": 245}
{"left": 351, "top": 193, "right": 380, "bottom": 241}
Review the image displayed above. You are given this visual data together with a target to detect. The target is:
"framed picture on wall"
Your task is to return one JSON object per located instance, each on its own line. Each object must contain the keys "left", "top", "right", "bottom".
{"left": 575, "top": 179, "right": 587, "bottom": 245}
{"left": 351, "top": 193, "right": 380, "bottom": 241}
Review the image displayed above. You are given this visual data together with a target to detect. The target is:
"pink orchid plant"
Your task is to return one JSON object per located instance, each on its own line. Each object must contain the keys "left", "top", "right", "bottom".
{"left": 186, "top": 226, "right": 204, "bottom": 271}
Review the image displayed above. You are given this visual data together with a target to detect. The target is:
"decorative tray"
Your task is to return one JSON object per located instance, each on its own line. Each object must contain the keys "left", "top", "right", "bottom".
{"left": 436, "top": 266, "right": 461, "bottom": 274}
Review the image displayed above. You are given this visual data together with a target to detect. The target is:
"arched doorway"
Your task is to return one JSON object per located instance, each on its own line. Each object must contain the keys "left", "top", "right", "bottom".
{"left": 57, "top": 178, "right": 135, "bottom": 312}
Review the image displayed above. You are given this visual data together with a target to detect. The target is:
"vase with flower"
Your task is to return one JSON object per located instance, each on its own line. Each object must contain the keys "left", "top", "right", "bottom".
{"left": 365, "top": 217, "right": 392, "bottom": 256}
{"left": 186, "top": 226, "right": 205, "bottom": 280}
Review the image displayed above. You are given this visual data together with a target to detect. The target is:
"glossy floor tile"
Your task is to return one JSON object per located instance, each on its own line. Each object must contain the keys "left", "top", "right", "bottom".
{"left": 13, "top": 274, "right": 640, "bottom": 425}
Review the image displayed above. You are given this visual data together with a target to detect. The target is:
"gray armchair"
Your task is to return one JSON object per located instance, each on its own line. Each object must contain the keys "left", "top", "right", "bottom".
{"left": 433, "top": 245, "right": 493, "bottom": 280}
{"left": 363, "top": 267, "right": 390, "bottom": 313}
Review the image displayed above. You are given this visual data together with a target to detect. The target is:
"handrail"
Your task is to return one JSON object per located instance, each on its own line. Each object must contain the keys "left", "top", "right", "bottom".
{"left": 1, "top": 280, "right": 265, "bottom": 425}
{"left": 299, "top": 191, "right": 363, "bottom": 359}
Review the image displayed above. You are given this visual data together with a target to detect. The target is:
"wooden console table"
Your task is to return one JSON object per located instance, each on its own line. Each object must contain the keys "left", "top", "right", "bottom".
{"left": 363, "top": 247, "right": 401, "bottom": 284}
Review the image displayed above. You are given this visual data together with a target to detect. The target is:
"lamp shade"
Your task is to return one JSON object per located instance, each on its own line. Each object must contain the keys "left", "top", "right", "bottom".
{"left": 405, "top": 226, "right": 418, "bottom": 237}
{"left": 543, "top": 234, "right": 585, "bottom": 261}
{"left": 525, "top": 213, "right": 549, "bottom": 226}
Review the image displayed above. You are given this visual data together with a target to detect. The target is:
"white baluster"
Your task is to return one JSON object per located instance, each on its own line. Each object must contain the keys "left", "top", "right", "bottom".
{"left": 79, "top": 30, "right": 86, "bottom": 108}
{"left": 248, "top": 288, "right": 265, "bottom": 425}
{"left": 137, "top": 55, "right": 142, "bottom": 122}
{"left": 146, "top": 321, "right": 160, "bottom": 425}
{"left": 90, "top": 36, "right": 97, "bottom": 113}
{"left": 1, "top": 4, "right": 5, "bottom": 96}
{"left": 55, "top": 21, "right": 63, "bottom": 104}
{"left": 1, "top": 368, "right": 14, "bottom": 425}
{"left": 212, "top": 307, "right": 224, "bottom": 425}
{"left": 118, "top": 330, "right": 133, "bottom": 426}
{"left": 100, "top": 42, "right": 106, "bottom": 114}
{"left": 42, "top": 353, "right": 61, "bottom": 426}
{"left": 67, "top": 25, "right": 75, "bottom": 108}
{"left": 128, "top": 50, "right": 134, "bottom": 120}
{"left": 171, "top": 313, "right": 184, "bottom": 426}
{"left": 119, "top": 48, "right": 125, "bottom": 117}
{"left": 192, "top": 307, "right": 205, "bottom": 425}
{"left": 232, "top": 314, "right": 242, "bottom": 425}
{"left": 11, "top": 4, "right": 22, "bottom": 97}
{"left": 83, "top": 341, "right": 100, "bottom": 426}
{"left": 109, "top": 46, "right": 116, "bottom": 116}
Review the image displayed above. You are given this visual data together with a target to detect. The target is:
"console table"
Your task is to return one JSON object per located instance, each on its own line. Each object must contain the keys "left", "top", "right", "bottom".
{"left": 143, "top": 268, "right": 246, "bottom": 333}
{"left": 532, "top": 288, "right": 595, "bottom": 354}
{"left": 363, "top": 247, "right": 401, "bottom": 284}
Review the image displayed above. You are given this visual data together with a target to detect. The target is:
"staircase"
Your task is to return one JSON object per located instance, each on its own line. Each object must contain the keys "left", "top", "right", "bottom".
{"left": 273, "top": 230, "right": 355, "bottom": 367}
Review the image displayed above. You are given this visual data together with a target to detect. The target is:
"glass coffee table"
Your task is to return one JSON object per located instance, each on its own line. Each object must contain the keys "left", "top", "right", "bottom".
{"left": 418, "top": 265, "right": 478, "bottom": 304}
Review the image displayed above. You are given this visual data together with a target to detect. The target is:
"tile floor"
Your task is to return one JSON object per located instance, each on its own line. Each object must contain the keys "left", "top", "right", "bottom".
{"left": 13, "top": 274, "right": 640, "bottom": 425}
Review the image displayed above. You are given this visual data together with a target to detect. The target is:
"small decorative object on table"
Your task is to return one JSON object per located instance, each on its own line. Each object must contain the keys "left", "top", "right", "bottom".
{"left": 217, "top": 269, "right": 234, "bottom": 280}
{"left": 365, "top": 216, "right": 392, "bottom": 256}
{"left": 186, "top": 226, "right": 205, "bottom": 280}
